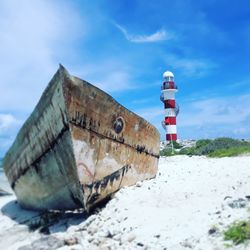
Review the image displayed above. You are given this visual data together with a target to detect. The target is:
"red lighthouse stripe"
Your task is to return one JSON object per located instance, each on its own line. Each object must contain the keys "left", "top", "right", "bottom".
{"left": 166, "top": 134, "right": 177, "bottom": 141}
{"left": 163, "top": 81, "right": 175, "bottom": 89}
{"left": 165, "top": 117, "right": 176, "bottom": 125}
{"left": 168, "top": 81, "right": 175, "bottom": 89}
{"left": 164, "top": 99, "right": 176, "bottom": 109}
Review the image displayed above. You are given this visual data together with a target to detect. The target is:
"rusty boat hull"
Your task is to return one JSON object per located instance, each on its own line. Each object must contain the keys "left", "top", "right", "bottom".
{"left": 3, "top": 65, "right": 160, "bottom": 211}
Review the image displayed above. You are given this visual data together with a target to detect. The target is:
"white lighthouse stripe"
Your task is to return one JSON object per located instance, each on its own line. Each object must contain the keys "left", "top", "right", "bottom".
{"left": 162, "top": 90, "right": 177, "bottom": 100}
{"left": 166, "top": 125, "right": 177, "bottom": 134}
{"left": 165, "top": 108, "right": 176, "bottom": 117}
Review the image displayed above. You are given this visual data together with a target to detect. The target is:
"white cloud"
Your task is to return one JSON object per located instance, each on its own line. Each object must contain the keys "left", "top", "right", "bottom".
{"left": 0, "top": 0, "right": 84, "bottom": 112}
{"left": 177, "top": 94, "right": 250, "bottom": 138}
{"left": 132, "top": 94, "right": 250, "bottom": 140}
{"left": 72, "top": 60, "right": 135, "bottom": 93}
{"left": 114, "top": 23, "right": 174, "bottom": 43}
{"left": 131, "top": 97, "right": 155, "bottom": 105}
{"left": 0, "top": 113, "right": 23, "bottom": 156}
{"left": 228, "top": 78, "right": 250, "bottom": 90}
{"left": 0, "top": 0, "right": 86, "bottom": 155}
{"left": 0, "top": 114, "right": 21, "bottom": 133}
{"left": 95, "top": 71, "right": 133, "bottom": 92}
{"left": 133, "top": 106, "right": 163, "bottom": 121}
{"left": 163, "top": 54, "right": 217, "bottom": 77}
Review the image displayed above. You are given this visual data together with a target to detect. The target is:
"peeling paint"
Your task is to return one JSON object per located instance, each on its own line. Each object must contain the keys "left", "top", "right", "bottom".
{"left": 72, "top": 140, "right": 96, "bottom": 184}
{"left": 3, "top": 65, "right": 160, "bottom": 211}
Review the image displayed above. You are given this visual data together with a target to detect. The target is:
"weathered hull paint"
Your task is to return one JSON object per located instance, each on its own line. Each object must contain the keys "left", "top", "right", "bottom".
{"left": 3, "top": 65, "right": 160, "bottom": 211}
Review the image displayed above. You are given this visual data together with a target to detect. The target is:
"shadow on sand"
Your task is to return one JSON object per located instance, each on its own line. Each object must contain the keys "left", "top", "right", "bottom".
{"left": 1, "top": 196, "right": 111, "bottom": 235}
{"left": 1, "top": 198, "right": 88, "bottom": 234}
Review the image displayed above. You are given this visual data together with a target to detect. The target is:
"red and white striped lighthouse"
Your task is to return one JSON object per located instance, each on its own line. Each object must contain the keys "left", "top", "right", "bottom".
{"left": 161, "top": 71, "right": 178, "bottom": 141}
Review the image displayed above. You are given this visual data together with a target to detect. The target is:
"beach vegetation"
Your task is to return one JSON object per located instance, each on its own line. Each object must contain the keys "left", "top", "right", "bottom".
{"left": 160, "top": 147, "right": 175, "bottom": 156}
{"left": 224, "top": 220, "right": 250, "bottom": 245}
{"left": 160, "top": 138, "right": 250, "bottom": 157}
{"left": 160, "top": 141, "right": 182, "bottom": 156}
{"left": 208, "top": 145, "right": 250, "bottom": 157}
{"left": 172, "top": 141, "right": 182, "bottom": 149}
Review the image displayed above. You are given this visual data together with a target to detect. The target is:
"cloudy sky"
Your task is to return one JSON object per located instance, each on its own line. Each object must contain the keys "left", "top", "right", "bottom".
{"left": 1, "top": 0, "right": 250, "bottom": 156}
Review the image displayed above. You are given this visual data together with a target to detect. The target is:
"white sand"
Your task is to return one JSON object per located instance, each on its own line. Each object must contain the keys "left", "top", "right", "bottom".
{"left": 1, "top": 156, "right": 250, "bottom": 249}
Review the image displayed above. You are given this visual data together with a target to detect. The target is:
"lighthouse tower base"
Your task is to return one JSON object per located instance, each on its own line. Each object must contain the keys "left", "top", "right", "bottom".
{"left": 166, "top": 134, "right": 177, "bottom": 141}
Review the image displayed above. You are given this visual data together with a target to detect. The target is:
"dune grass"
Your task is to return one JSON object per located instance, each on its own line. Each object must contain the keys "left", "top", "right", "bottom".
{"left": 224, "top": 220, "right": 250, "bottom": 245}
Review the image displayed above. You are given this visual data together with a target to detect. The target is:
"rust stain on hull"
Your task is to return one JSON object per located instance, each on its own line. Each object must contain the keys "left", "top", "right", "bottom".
{"left": 3, "top": 65, "right": 160, "bottom": 211}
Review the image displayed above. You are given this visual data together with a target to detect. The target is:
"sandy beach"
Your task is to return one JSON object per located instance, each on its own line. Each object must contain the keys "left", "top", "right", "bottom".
{"left": 1, "top": 155, "right": 250, "bottom": 250}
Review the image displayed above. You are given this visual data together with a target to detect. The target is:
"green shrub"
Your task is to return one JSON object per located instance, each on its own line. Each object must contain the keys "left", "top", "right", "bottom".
{"left": 160, "top": 147, "right": 176, "bottom": 156}
{"left": 208, "top": 146, "right": 250, "bottom": 157}
{"left": 179, "top": 147, "right": 196, "bottom": 155}
{"left": 178, "top": 139, "right": 212, "bottom": 156}
{"left": 160, "top": 141, "right": 182, "bottom": 156}
{"left": 196, "top": 139, "right": 212, "bottom": 149}
{"left": 196, "top": 138, "right": 232, "bottom": 155}
{"left": 224, "top": 220, "right": 250, "bottom": 245}
{"left": 172, "top": 141, "right": 182, "bottom": 149}
{"left": 160, "top": 138, "right": 250, "bottom": 157}
{"left": 184, "top": 138, "right": 250, "bottom": 157}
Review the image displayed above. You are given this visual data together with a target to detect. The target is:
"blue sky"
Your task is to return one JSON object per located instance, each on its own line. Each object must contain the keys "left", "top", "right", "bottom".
{"left": 1, "top": 0, "right": 250, "bottom": 156}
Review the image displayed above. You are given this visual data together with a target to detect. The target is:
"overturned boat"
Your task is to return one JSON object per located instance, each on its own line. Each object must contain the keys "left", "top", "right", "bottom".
{"left": 3, "top": 65, "right": 160, "bottom": 211}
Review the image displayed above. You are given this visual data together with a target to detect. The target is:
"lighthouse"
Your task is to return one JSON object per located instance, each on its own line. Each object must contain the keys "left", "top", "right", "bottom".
{"left": 161, "top": 71, "right": 179, "bottom": 141}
